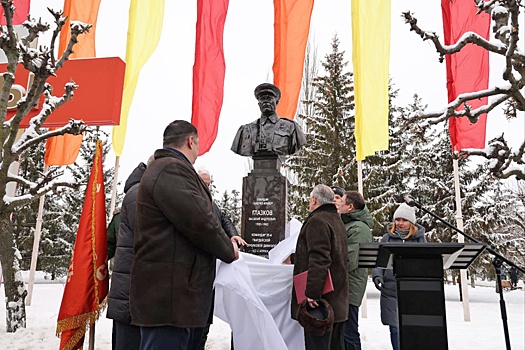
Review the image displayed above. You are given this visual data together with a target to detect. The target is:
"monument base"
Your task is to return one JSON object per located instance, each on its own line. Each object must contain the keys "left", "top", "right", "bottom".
{"left": 241, "top": 154, "right": 288, "bottom": 258}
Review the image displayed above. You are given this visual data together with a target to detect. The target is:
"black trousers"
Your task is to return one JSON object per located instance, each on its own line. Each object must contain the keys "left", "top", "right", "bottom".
{"left": 304, "top": 321, "right": 345, "bottom": 350}
{"left": 112, "top": 320, "right": 141, "bottom": 350}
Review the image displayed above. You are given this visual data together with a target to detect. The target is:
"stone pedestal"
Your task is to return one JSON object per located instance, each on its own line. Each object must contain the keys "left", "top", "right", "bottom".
{"left": 241, "top": 154, "right": 288, "bottom": 258}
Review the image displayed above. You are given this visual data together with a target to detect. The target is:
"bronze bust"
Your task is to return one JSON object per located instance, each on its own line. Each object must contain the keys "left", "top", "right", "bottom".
{"left": 231, "top": 83, "right": 306, "bottom": 157}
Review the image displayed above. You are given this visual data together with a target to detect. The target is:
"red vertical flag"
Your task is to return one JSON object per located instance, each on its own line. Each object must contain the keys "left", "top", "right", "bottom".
{"left": 0, "top": 0, "right": 30, "bottom": 25}
{"left": 442, "top": 0, "right": 490, "bottom": 151}
{"left": 56, "top": 140, "right": 108, "bottom": 350}
{"left": 273, "top": 0, "right": 314, "bottom": 120}
{"left": 191, "top": 0, "right": 229, "bottom": 155}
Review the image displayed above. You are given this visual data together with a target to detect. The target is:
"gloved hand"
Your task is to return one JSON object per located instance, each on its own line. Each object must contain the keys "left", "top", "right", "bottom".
{"left": 373, "top": 276, "right": 384, "bottom": 291}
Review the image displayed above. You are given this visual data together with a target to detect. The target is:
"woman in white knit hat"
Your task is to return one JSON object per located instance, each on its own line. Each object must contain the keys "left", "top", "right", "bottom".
{"left": 371, "top": 203, "right": 426, "bottom": 350}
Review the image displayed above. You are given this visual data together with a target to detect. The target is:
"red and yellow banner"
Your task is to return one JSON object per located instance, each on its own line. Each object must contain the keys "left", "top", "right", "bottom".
{"left": 56, "top": 140, "right": 108, "bottom": 350}
{"left": 273, "top": 0, "right": 314, "bottom": 120}
{"left": 442, "top": 0, "right": 490, "bottom": 151}
{"left": 191, "top": 0, "right": 229, "bottom": 155}
{"left": 0, "top": 0, "right": 30, "bottom": 25}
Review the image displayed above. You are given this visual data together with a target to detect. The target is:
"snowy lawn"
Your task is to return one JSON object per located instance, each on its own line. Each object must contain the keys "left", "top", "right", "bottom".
{"left": 0, "top": 275, "right": 523, "bottom": 349}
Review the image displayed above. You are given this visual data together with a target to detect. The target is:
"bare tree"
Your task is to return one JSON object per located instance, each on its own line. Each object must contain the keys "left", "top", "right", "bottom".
{"left": 402, "top": 0, "right": 525, "bottom": 180}
{"left": 0, "top": 1, "right": 89, "bottom": 332}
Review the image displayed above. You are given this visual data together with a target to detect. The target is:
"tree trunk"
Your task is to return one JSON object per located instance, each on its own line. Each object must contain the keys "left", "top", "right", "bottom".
{"left": 0, "top": 214, "right": 27, "bottom": 332}
{"left": 470, "top": 273, "right": 476, "bottom": 288}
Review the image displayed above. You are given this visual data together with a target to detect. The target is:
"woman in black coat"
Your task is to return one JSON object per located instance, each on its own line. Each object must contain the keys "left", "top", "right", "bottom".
{"left": 372, "top": 203, "right": 426, "bottom": 350}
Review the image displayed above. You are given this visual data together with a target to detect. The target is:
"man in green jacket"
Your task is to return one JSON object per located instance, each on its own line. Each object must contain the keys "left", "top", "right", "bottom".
{"left": 336, "top": 191, "right": 373, "bottom": 350}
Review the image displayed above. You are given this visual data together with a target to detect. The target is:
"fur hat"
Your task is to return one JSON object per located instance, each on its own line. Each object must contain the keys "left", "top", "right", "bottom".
{"left": 331, "top": 186, "right": 345, "bottom": 197}
{"left": 297, "top": 299, "right": 334, "bottom": 336}
{"left": 393, "top": 203, "right": 416, "bottom": 224}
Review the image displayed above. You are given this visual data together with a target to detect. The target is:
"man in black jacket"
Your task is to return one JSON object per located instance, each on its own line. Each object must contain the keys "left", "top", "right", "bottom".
{"left": 196, "top": 168, "right": 246, "bottom": 350}
{"left": 107, "top": 161, "right": 148, "bottom": 350}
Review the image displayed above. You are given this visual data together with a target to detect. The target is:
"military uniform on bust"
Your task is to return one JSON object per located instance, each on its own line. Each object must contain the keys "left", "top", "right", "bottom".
{"left": 231, "top": 83, "right": 306, "bottom": 157}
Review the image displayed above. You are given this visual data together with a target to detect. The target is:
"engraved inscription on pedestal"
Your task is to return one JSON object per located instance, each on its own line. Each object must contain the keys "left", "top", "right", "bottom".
{"left": 242, "top": 174, "right": 287, "bottom": 258}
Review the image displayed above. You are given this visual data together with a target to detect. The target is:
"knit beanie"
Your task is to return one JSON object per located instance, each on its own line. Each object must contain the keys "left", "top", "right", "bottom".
{"left": 393, "top": 203, "right": 416, "bottom": 224}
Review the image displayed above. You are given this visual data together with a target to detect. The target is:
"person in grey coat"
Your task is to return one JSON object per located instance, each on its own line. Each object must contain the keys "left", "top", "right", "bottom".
{"left": 106, "top": 162, "right": 147, "bottom": 350}
{"left": 372, "top": 203, "right": 426, "bottom": 350}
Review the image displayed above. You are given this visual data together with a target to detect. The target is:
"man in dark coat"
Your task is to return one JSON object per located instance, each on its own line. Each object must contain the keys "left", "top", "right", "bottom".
{"left": 509, "top": 266, "right": 519, "bottom": 287}
{"left": 107, "top": 162, "right": 147, "bottom": 350}
{"left": 292, "top": 184, "right": 349, "bottom": 350}
{"left": 130, "top": 120, "right": 239, "bottom": 349}
{"left": 372, "top": 203, "right": 426, "bottom": 350}
{"left": 336, "top": 191, "right": 373, "bottom": 350}
{"left": 106, "top": 209, "right": 120, "bottom": 260}
{"left": 196, "top": 168, "right": 246, "bottom": 350}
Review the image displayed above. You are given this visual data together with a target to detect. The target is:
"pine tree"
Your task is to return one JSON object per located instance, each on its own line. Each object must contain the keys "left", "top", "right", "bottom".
{"left": 285, "top": 35, "right": 356, "bottom": 220}
{"left": 11, "top": 130, "right": 120, "bottom": 280}
{"left": 216, "top": 189, "right": 242, "bottom": 232}
{"left": 358, "top": 87, "right": 415, "bottom": 235}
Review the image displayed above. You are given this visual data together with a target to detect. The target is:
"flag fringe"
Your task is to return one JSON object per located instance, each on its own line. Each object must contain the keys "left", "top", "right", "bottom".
{"left": 56, "top": 297, "right": 108, "bottom": 350}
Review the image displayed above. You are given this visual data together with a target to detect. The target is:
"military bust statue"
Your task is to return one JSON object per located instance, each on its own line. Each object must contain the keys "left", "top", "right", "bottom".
{"left": 231, "top": 83, "right": 306, "bottom": 157}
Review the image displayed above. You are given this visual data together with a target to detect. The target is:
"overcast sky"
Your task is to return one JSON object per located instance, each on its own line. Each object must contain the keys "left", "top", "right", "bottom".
{"left": 35, "top": 0, "right": 525, "bottom": 195}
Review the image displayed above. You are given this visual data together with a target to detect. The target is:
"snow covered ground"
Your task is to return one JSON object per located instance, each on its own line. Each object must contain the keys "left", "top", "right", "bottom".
{"left": 0, "top": 273, "right": 523, "bottom": 349}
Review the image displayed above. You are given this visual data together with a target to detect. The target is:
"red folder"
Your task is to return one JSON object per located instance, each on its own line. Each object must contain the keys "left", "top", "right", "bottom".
{"left": 293, "top": 270, "right": 334, "bottom": 304}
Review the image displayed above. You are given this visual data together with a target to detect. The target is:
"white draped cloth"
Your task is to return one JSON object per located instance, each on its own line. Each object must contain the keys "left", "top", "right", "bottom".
{"left": 214, "top": 219, "right": 304, "bottom": 350}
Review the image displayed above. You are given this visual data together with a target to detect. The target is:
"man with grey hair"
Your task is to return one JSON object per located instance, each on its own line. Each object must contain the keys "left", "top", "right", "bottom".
{"left": 292, "top": 184, "right": 349, "bottom": 350}
{"left": 130, "top": 120, "right": 239, "bottom": 349}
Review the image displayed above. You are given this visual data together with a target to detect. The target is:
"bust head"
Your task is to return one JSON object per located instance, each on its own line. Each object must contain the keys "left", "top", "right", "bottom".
{"left": 254, "top": 83, "right": 281, "bottom": 116}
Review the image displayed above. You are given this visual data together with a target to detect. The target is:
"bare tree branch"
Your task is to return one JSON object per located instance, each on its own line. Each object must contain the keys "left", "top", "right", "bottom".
{"left": 404, "top": 0, "right": 525, "bottom": 180}
{"left": 3, "top": 179, "right": 79, "bottom": 212}
{"left": 461, "top": 135, "right": 525, "bottom": 180}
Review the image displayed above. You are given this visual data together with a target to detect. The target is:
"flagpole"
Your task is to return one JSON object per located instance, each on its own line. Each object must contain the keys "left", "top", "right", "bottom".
{"left": 109, "top": 156, "right": 120, "bottom": 215}
{"left": 453, "top": 158, "right": 471, "bottom": 322}
{"left": 88, "top": 322, "right": 96, "bottom": 350}
{"left": 26, "top": 164, "right": 49, "bottom": 306}
{"left": 357, "top": 160, "right": 367, "bottom": 319}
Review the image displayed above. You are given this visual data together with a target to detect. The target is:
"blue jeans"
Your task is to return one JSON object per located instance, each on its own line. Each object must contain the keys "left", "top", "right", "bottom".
{"left": 343, "top": 304, "right": 361, "bottom": 350}
{"left": 389, "top": 325, "right": 399, "bottom": 350}
{"left": 140, "top": 326, "right": 190, "bottom": 350}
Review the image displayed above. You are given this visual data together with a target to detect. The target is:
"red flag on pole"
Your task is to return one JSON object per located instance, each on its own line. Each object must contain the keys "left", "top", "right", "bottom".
{"left": 56, "top": 140, "right": 108, "bottom": 350}
{"left": 442, "top": 0, "right": 490, "bottom": 151}
{"left": 0, "top": 0, "right": 30, "bottom": 25}
{"left": 191, "top": 0, "right": 229, "bottom": 156}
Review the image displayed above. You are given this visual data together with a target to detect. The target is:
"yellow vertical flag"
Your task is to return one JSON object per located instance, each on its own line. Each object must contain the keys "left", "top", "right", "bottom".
{"left": 112, "top": 0, "right": 165, "bottom": 156}
{"left": 352, "top": 0, "right": 390, "bottom": 160}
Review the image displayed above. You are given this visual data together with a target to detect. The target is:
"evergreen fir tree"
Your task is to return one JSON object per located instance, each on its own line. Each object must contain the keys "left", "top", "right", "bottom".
{"left": 285, "top": 35, "right": 356, "bottom": 220}
{"left": 11, "top": 130, "right": 121, "bottom": 279}
{"left": 216, "top": 189, "right": 242, "bottom": 232}
{"left": 358, "top": 86, "right": 414, "bottom": 235}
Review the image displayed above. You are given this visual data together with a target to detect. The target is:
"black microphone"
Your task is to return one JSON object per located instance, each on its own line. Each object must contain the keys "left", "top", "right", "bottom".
{"left": 403, "top": 194, "right": 419, "bottom": 207}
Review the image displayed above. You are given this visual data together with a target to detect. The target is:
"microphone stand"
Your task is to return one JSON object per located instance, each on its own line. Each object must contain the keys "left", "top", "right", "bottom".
{"left": 404, "top": 195, "right": 525, "bottom": 350}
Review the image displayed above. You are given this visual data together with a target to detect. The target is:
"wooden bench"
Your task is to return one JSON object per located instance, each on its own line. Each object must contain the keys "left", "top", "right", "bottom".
{"left": 501, "top": 280, "right": 522, "bottom": 291}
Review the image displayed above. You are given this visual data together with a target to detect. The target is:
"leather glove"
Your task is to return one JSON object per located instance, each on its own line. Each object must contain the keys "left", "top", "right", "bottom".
{"left": 373, "top": 276, "right": 384, "bottom": 291}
